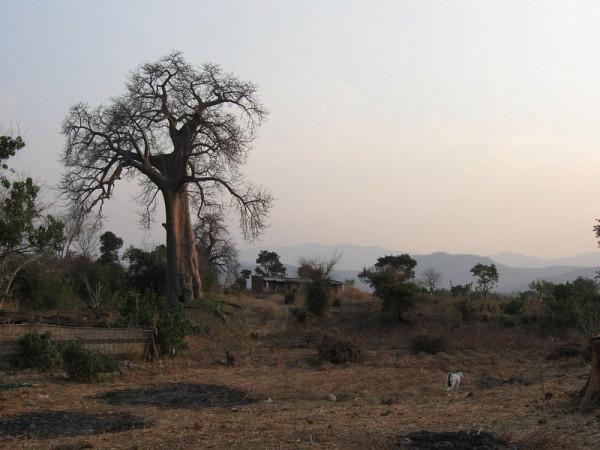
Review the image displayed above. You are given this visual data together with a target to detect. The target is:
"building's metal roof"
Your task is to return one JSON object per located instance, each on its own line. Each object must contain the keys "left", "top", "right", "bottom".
{"left": 253, "top": 276, "right": 344, "bottom": 285}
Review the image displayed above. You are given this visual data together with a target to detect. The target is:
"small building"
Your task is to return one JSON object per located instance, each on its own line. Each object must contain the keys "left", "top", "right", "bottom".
{"left": 251, "top": 276, "right": 344, "bottom": 296}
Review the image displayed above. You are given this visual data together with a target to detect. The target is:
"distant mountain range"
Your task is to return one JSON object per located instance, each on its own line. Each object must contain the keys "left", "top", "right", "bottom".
{"left": 238, "top": 243, "right": 600, "bottom": 294}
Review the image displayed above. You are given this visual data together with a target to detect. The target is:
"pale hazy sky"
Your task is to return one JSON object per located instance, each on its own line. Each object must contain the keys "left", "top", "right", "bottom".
{"left": 2, "top": 0, "right": 600, "bottom": 258}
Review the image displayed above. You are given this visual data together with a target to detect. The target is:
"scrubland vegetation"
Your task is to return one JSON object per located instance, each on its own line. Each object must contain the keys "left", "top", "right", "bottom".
{"left": 3, "top": 270, "right": 600, "bottom": 448}
{"left": 4, "top": 53, "right": 600, "bottom": 447}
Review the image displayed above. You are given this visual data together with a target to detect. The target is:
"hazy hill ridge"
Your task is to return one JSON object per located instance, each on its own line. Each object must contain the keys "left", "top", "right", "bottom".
{"left": 239, "top": 243, "right": 600, "bottom": 294}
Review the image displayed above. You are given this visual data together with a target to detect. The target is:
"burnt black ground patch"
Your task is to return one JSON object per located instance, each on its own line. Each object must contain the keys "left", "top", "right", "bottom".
{"left": 0, "top": 411, "right": 151, "bottom": 439}
{"left": 478, "top": 374, "right": 532, "bottom": 389}
{"left": 96, "top": 382, "right": 253, "bottom": 409}
{"left": 395, "top": 430, "right": 516, "bottom": 449}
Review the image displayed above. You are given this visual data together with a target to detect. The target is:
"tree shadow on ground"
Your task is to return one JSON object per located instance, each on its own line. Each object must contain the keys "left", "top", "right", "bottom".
{"left": 96, "top": 382, "right": 253, "bottom": 409}
{"left": 0, "top": 411, "right": 151, "bottom": 439}
{"left": 395, "top": 431, "right": 515, "bottom": 449}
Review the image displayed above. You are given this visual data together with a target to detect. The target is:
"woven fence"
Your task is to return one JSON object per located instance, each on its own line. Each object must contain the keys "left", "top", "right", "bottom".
{"left": 0, "top": 324, "right": 157, "bottom": 367}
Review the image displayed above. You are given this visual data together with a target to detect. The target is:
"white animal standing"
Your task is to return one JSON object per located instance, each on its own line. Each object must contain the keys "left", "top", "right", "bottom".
{"left": 446, "top": 371, "right": 464, "bottom": 394}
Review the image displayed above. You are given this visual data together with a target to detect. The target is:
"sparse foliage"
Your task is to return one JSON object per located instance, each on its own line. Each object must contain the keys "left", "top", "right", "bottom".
{"left": 296, "top": 252, "right": 341, "bottom": 282}
{"left": 194, "top": 212, "right": 240, "bottom": 291}
{"left": 61, "top": 51, "right": 272, "bottom": 307}
{"left": 420, "top": 267, "right": 442, "bottom": 294}
{"left": 529, "top": 279, "right": 552, "bottom": 302}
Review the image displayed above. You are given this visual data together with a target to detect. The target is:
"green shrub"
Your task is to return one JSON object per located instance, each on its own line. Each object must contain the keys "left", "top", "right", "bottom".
{"left": 156, "top": 306, "right": 192, "bottom": 356}
{"left": 112, "top": 289, "right": 165, "bottom": 327}
{"left": 13, "top": 269, "right": 78, "bottom": 311}
{"left": 305, "top": 281, "right": 329, "bottom": 316}
{"left": 12, "top": 333, "right": 119, "bottom": 382}
{"left": 11, "top": 332, "right": 61, "bottom": 371}
{"left": 60, "top": 337, "right": 120, "bottom": 382}
{"left": 499, "top": 298, "right": 524, "bottom": 315}
{"left": 409, "top": 333, "right": 444, "bottom": 355}
{"left": 228, "top": 275, "right": 248, "bottom": 295}
{"left": 520, "top": 312, "right": 538, "bottom": 325}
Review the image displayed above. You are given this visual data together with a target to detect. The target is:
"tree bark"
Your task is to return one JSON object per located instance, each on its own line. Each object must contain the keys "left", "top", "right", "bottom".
{"left": 163, "top": 185, "right": 202, "bottom": 308}
{"left": 580, "top": 335, "right": 600, "bottom": 412}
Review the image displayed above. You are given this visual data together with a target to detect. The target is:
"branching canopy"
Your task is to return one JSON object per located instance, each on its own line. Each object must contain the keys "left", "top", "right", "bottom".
{"left": 61, "top": 51, "right": 272, "bottom": 241}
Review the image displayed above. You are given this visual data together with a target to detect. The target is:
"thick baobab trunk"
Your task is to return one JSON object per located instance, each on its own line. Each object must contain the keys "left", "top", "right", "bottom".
{"left": 163, "top": 185, "right": 202, "bottom": 308}
{"left": 580, "top": 335, "right": 600, "bottom": 412}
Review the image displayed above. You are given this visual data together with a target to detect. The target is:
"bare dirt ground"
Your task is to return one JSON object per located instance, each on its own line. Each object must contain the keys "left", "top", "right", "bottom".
{"left": 1, "top": 291, "right": 600, "bottom": 449}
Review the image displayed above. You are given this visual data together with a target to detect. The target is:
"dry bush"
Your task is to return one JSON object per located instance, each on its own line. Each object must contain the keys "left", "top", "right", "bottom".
{"left": 521, "top": 296, "right": 544, "bottom": 315}
{"left": 546, "top": 342, "right": 585, "bottom": 360}
{"left": 317, "top": 330, "right": 364, "bottom": 364}
{"left": 409, "top": 333, "right": 444, "bottom": 355}
{"left": 341, "top": 286, "right": 372, "bottom": 302}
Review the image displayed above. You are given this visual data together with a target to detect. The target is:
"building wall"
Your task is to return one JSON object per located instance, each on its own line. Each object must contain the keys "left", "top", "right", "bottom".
{"left": 251, "top": 276, "right": 344, "bottom": 296}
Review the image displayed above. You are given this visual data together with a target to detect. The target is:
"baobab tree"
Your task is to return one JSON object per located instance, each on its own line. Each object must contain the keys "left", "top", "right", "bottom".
{"left": 194, "top": 211, "right": 240, "bottom": 287}
{"left": 61, "top": 52, "right": 272, "bottom": 307}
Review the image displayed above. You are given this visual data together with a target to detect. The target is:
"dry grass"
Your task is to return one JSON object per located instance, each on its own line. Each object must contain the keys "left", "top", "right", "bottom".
{"left": 0, "top": 292, "right": 598, "bottom": 449}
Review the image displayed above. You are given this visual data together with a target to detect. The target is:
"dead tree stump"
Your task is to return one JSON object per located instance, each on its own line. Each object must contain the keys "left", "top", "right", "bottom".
{"left": 580, "top": 335, "right": 600, "bottom": 412}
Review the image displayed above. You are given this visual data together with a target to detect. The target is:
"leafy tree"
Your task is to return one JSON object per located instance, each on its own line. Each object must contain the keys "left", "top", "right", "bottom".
{"left": 255, "top": 250, "right": 287, "bottom": 277}
{"left": 240, "top": 269, "right": 252, "bottom": 279}
{"left": 12, "top": 254, "right": 78, "bottom": 311}
{"left": 543, "top": 277, "right": 600, "bottom": 336}
{"left": 359, "top": 254, "right": 418, "bottom": 321}
{"left": 122, "top": 244, "right": 167, "bottom": 296}
{"left": 0, "top": 135, "right": 64, "bottom": 304}
{"left": 470, "top": 263, "right": 499, "bottom": 299}
{"left": 61, "top": 52, "right": 272, "bottom": 307}
{"left": 230, "top": 269, "right": 251, "bottom": 293}
{"left": 0, "top": 135, "right": 25, "bottom": 179}
{"left": 98, "top": 231, "right": 123, "bottom": 265}
{"left": 374, "top": 254, "right": 417, "bottom": 279}
{"left": 529, "top": 279, "right": 553, "bottom": 302}
{"left": 420, "top": 267, "right": 442, "bottom": 294}
{"left": 450, "top": 282, "right": 473, "bottom": 297}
